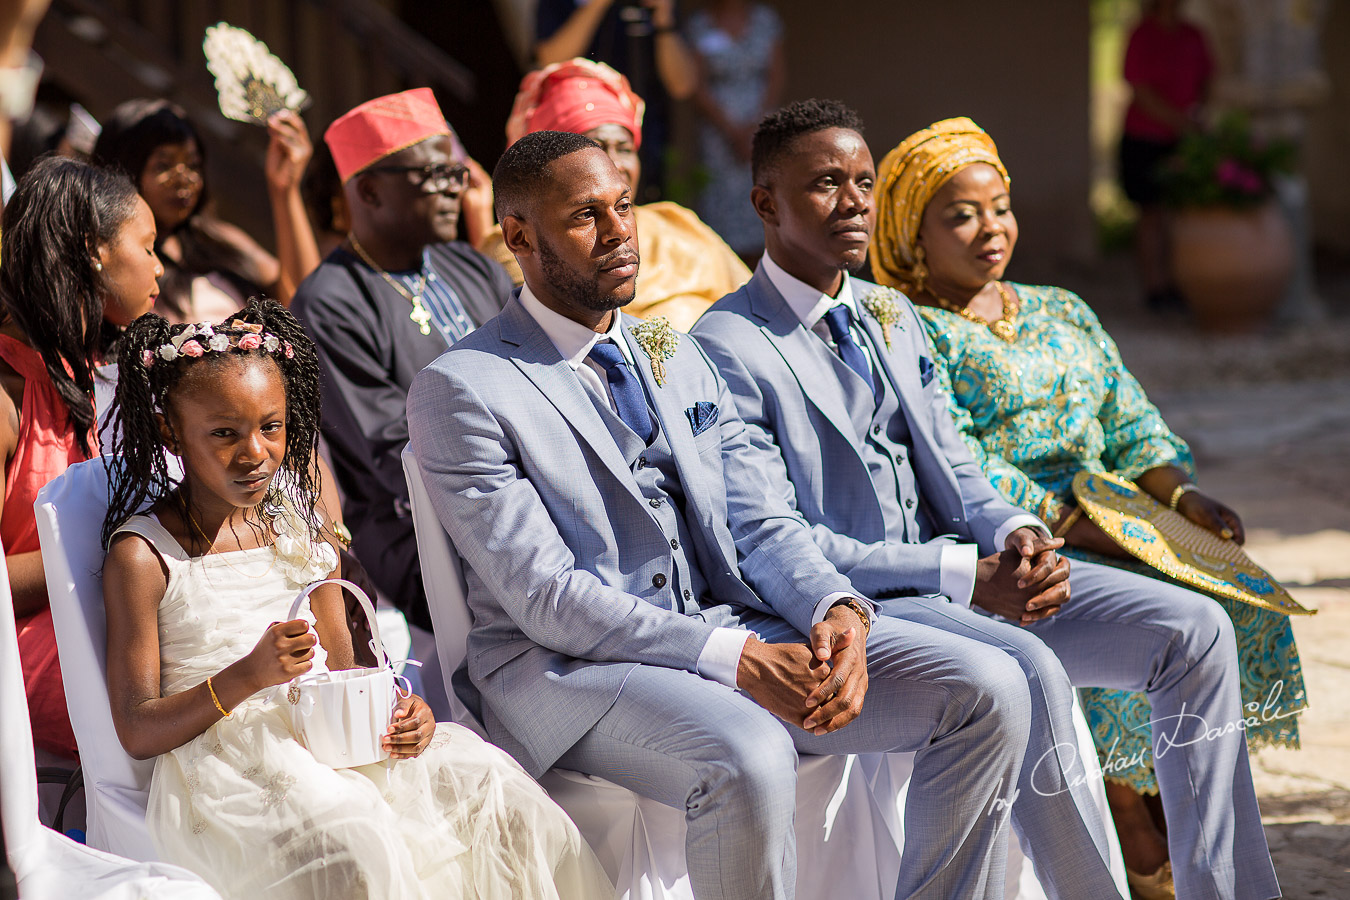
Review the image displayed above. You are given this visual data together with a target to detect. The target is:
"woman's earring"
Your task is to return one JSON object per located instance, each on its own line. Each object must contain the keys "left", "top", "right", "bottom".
{"left": 911, "top": 246, "right": 928, "bottom": 294}
{"left": 93, "top": 261, "right": 103, "bottom": 272}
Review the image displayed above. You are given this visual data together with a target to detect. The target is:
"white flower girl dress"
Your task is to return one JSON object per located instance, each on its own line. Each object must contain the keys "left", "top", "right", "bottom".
{"left": 110, "top": 513, "right": 610, "bottom": 900}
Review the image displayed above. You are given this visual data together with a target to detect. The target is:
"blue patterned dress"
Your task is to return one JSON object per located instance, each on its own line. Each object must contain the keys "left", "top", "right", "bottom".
{"left": 918, "top": 282, "right": 1306, "bottom": 793}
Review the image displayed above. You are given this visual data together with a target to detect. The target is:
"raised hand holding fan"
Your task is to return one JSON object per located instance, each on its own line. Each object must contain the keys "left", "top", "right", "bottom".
{"left": 203, "top": 22, "right": 309, "bottom": 126}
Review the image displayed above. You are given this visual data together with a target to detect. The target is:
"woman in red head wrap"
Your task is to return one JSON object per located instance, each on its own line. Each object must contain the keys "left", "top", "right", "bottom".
{"left": 480, "top": 60, "right": 749, "bottom": 332}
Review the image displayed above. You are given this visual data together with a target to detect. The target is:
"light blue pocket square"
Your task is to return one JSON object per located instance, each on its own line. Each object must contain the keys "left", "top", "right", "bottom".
{"left": 919, "top": 356, "right": 936, "bottom": 387}
{"left": 686, "top": 401, "right": 720, "bottom": 436}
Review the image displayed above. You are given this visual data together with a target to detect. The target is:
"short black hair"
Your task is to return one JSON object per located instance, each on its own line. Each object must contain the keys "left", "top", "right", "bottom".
{"left": 494, "top": 130, "right": 601, "bottom": 220}
{"left": 752, "top": 99, "right": 865, "bottom": 185}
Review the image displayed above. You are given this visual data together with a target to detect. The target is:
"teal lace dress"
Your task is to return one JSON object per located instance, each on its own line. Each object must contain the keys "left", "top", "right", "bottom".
{"left": 918, "top": 282, "right": 1306, "bottom": 793}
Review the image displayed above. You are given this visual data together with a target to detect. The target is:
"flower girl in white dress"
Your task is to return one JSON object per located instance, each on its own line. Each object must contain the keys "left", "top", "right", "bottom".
{"left": 99, "top": 299, "right": 611, "bottom": 900}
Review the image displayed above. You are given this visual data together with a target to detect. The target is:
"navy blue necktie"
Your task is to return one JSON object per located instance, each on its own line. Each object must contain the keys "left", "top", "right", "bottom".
{"left": 588, "top": 340, "right": 654, "bottom": 443}
{"left": 822, "top": 304, "right": 879, "bottom": 402}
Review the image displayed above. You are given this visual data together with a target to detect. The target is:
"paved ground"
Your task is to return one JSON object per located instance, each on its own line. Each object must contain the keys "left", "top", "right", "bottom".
{"left": 1070, "top": 257, "right": 1350, "bottom": 898}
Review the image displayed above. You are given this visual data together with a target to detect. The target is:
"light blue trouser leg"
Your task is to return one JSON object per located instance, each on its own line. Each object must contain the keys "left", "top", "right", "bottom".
{"left": 761, "top": 613, "right": 1032, "bottom": 900}
{"left": 874, "top": 595, "right": 1125, "bottom": 900}
{"left": 1025, "top": 558, "right": 1280, "bottom": 900}
{"left": 557, "top": 613, "right": 1034, "bottom": 900}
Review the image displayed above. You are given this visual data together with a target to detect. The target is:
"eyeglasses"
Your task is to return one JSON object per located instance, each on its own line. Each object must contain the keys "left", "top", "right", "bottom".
{"left": 366, "top": 163, "right": 469, "bottom": 194}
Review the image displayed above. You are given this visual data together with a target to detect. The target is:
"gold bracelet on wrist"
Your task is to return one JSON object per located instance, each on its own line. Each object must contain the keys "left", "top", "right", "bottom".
{"left": 1168, "top": 483, "right": 1199, "bottom": 510}
{"left": 1052, "top": 505, "right": 1083, "bottom": 538}
{"left": 833, "top": 598, "right": 872, "bottom": 638}
{"left": 207, "top": 675, "right": 231, "bottom": 718}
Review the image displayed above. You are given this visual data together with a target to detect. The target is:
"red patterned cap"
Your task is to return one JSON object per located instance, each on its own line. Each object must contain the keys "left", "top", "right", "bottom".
{"left": 324, "top": 88, "right": 451, "bottom": 182}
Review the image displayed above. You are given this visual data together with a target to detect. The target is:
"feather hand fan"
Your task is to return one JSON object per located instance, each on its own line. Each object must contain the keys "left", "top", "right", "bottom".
{"left": 203, "top": 23, "right": 310, "bottom": 125}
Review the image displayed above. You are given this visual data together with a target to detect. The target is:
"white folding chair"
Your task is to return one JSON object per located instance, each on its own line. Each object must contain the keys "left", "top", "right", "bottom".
{"left": 34, "top": 457, "right": 161, "bottom": 862}
{"left": 1, "top": 538, "right": 220, "bottom": 899}
{"left": 402, "top": 448, "right": 902, "bottom": 900}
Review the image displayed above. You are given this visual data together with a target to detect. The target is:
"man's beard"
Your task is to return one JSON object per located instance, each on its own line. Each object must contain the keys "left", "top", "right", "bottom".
{"left": 538, "top": 237, "right": 637, "bottom": 313}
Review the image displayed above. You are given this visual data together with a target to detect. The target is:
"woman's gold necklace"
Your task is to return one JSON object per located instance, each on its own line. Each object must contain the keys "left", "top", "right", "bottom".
{"left": 930, "top": 281, "right": 1019, "bottom": 343}
{"left": 347, "top": 232, "right": 434, "bottom": 336}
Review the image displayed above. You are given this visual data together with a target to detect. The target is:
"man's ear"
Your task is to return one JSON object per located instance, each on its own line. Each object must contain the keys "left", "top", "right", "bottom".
{"left": 751, "top": 184, "right": 777, "bottom": 228}
{"left": 350, "top": 172, "right": 381, "bottom": 210}
{"left": 500, "top": 215, "right": 534, "bottom": 258}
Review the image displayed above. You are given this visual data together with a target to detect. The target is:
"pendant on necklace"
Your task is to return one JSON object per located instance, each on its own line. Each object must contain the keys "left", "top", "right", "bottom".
{"left": 991, "top": 319, "right": 1017, "bottom": 343}
{"left": 409, "top": 298, "right": 433, "bottom": 336}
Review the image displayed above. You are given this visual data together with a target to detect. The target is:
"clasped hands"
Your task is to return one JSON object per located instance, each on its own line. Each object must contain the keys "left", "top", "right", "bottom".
{"left": 736, "top": 603, "right": 870, "bottom": 737}
{"left": 973, "top": 526, "right": 1071, "bottom": 625}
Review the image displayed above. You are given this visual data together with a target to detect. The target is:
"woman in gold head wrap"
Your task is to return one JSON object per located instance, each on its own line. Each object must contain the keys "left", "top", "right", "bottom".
{"left": 871, "top": 118, "right": 1305, "bottom": 897}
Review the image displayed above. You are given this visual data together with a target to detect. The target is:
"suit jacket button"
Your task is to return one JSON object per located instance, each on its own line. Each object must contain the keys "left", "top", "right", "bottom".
{"left": 905, "top": 498, "right": 915, "bottom": 509}
{"left": 649, "top": 498, "right": 662, "bottom": 508}
{"left": 652, "top": 573, "right": 667, "bottom": 588}
{"left": 637, "top": 456, "right": 647, "bottom": 468}
{"left": 683, "top": 589, "right": 693, "bottom": 601}
{"left": 670, "top": 538, "right": 680, "bottom": 550}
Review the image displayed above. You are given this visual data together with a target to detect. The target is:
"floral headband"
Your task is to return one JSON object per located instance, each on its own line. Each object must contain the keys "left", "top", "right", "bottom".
{"left": 140, "top": 321, "right": 294, "bottom": 369}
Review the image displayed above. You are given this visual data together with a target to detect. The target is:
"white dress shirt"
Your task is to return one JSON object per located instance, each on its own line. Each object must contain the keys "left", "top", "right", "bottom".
{"left": 760, "top": 256, "right": 1044, "bottom": 608}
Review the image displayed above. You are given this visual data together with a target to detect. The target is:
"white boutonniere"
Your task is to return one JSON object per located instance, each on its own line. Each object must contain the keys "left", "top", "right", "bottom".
{"left": 628, "top": 316, "right": 679, "bottom": 387}
{"left": 861, "top": 287, "right": 907, "bottom": 351}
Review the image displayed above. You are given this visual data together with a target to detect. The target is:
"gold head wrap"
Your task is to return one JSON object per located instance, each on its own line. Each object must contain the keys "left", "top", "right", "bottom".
{"left": 869, "top": 117, "right": 1010, "bottom": 292}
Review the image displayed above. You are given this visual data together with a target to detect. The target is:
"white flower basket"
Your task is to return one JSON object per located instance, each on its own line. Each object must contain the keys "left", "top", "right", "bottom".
{"left": 283, "top": 578, "right": 398, "bottom": 768}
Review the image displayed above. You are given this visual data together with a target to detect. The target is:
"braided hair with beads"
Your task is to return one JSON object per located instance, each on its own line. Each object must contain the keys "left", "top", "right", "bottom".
{"left": 101, "top": 297, "right": 324, "bottom": 550}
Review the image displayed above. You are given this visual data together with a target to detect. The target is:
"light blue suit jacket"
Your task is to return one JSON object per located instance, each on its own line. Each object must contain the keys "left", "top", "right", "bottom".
{"left": 406, "top": 296, "right": 857, "bottom": 775}
{"left": 692, "top": 267, "right": 1030, "bottom": 600}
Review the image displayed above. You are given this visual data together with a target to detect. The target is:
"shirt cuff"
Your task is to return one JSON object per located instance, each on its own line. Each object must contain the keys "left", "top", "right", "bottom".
{"left": 696, "top": 627, "right": 753, "bottom": 688}
{"left": 811, "top": 591, "right": 877, "bottom": 627}
{"left": 939, "top": 543, "right": 979, "bottom": 608}
{"left": 993, "top": 514, "right": 1051, "bottom": 551}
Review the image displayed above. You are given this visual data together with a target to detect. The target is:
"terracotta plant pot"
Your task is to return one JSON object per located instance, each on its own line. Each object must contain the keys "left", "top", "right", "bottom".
{"left": 1170, "top": 202, "right": 1294, "bottom": 332}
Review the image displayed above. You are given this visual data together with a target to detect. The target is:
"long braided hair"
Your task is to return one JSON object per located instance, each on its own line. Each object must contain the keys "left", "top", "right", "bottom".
{"left": 101, "top": 297, "right": 323, "bottom": 549}
{"left": 0, "top": 156, "right": 143, "bottom": 455}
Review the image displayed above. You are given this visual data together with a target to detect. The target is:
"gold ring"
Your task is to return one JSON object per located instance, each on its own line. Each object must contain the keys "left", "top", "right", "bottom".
{"left": 1220, "top": 527, "right": 1234, "bottom": 540}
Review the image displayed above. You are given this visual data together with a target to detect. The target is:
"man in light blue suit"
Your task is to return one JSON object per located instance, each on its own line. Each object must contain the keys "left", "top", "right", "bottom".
{"left": 406, "top": 130, "right": 1124, "bottom": 899}
{"left": 692, "top": 100, "right": 1278, "bottom": 900}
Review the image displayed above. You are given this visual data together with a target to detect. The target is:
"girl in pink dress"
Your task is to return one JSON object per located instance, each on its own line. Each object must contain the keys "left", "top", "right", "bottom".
{"left": 0, "top": 155, "right": 162, "bottom": 757}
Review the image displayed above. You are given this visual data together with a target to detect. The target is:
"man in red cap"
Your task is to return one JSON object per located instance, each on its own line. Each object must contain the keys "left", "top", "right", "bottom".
{"left": 292, "top": 88, "right": 512, "bottom": 659}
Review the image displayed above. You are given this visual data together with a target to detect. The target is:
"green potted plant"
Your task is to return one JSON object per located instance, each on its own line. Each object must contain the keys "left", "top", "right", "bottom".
{"left": 1161, "top": 114, "right": 1297, "bottom": 331}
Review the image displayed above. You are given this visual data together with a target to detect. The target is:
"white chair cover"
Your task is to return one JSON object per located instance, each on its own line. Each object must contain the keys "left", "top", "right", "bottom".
{"left": 1, "top": 538, "right": 221, "bottom": 898}
{"left": 402, "top": 448, "right": 902, "bottom": 899}
{"left": 35, "top": 457, "right": 165, "bottom": 862}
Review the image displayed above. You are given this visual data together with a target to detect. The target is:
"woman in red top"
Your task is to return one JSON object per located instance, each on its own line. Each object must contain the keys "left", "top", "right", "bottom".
{"left": 1, "top": 155, "right": 162, "bottom": 759}
{"left": 1119, "top": 0, "right": 1213, "bottom": 313}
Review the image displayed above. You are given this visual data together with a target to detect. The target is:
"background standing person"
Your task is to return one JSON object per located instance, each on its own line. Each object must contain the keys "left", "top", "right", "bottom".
{"left": 534, "top": 0, "right": 697, "bottom": 200}
{"left": 1119, "top": 0, "right": 1213, "bottom": 312}
{"left": 92, "top": 99, "right": 320, "bottom": 322}
{"left": 687, "top": 0, "right": 785, "bottom": 263}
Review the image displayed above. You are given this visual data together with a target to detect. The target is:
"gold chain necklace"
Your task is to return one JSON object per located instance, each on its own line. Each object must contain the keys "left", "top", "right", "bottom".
{"left": 930, "top": 281, "right": 1019, "bottom": 343}
{"left": 347, "top": 233, "right": 434, "bottom": 336}
{"left": 180, "top": 496, "right": 276, "bottom": 579}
